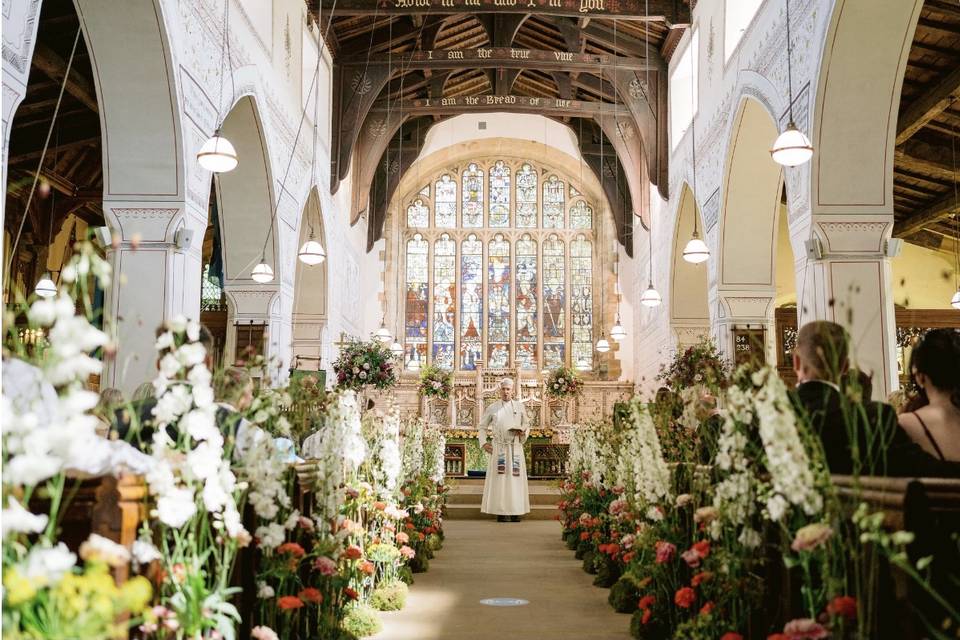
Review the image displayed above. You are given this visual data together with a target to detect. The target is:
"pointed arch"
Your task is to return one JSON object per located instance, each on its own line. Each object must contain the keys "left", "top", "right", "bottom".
{"left": 670, "top": 183, "right": 710, "bottom": 347}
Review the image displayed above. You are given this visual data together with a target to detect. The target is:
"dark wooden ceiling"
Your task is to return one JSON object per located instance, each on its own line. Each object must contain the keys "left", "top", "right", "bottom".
{"left": 4, "top": 0, "right": 104, "bottom": 284}
{"left": 893, "top": 0, "right": 960, "bottom": 250}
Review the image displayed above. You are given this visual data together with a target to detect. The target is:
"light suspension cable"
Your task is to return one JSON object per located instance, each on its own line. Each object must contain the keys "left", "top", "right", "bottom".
{"left": 640, "top": 0, "right": 661, "bottom": 308}
{"left": 298, "top": 13, "right": 327, "bottom": 266}
{"left": 682, "top": 61, "right": 709, "bottom": 264}
{"left": 770, "top": 0, "right": 814, "bottom": 166}
{"left": 197, "top": 0, "right": 238, "bottom": 173}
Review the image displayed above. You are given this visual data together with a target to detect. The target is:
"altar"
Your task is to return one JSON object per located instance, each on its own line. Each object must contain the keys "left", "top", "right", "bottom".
{"left": 375, "top": 367, "right": 634, "bottom": 477}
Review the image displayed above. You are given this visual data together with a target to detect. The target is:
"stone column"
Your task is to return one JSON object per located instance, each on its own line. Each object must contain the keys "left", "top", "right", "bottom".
{"left": 101, "top": 202, "right": 205, "bottom": 394}
{"left": 798, "top": 217, "right": 898, "bottom": 398}
{"left": 713, "top": 290, "right": 777, "bottom": 366}
{"left": 223, "top": 283, "right": 290, "bottom": 381}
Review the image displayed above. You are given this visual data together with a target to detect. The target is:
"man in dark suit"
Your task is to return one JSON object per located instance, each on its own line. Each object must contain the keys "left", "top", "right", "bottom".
{"left": 789, "top": 321, "right": 957, "bottom": 477}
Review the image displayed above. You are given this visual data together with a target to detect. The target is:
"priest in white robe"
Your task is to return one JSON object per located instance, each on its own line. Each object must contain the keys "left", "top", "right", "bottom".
{"left": 479, "top": 378, "right": 530, "bottom": 522}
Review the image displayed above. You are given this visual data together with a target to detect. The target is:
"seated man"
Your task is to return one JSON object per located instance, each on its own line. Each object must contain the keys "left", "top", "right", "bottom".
{"left": 790, "top": 321, "right": 958, "bottom": 477}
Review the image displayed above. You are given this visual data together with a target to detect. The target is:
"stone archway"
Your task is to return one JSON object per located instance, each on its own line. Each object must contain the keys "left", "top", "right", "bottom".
{"left": 215, "top": 95, "right": 281, "bottom": 366}
{"left": 669, "top": 184, "right": 710, "bottom": 349}
{"left": 807, "top": 0, "right": 925, "bottom": 394}
{"left": 71, "top": 0, "right": 187, "bottom": 392}
{"left": 715, "top": 96, "right": 785, "bottom": 364}
{"left": 291, "top": 187, "right": 330, "bottom": 378}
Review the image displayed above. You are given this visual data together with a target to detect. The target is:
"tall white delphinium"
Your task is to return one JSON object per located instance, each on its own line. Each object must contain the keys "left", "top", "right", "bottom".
{"left": 751, "top": 367, "right": 823, "bottom": 520}
{"left": 624, "top": 399, "right": 672, "bottom": 506}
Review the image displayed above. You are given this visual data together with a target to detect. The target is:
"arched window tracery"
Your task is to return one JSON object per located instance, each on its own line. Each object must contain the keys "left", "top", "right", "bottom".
{"left": 400, "top": 158, "right": 603, "bottom": 372}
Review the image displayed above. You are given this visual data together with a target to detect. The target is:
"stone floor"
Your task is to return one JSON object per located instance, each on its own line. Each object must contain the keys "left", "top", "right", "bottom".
{"left": 371, "top": 519, "right": 633, "bottom": 640}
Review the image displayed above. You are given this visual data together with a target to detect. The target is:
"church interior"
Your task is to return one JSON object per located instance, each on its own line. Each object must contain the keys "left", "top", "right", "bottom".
{"left": 2, "top": 0, "right": 960, "bottom": 638}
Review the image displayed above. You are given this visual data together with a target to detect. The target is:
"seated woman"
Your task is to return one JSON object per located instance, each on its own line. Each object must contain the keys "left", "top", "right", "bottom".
{"left": 898, "top": 329, "right": 960, "bottom": 463}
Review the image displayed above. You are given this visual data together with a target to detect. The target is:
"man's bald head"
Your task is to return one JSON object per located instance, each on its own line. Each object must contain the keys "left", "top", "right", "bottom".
{"left": 499, "top": 377, "right": 514, "bottom": 400}
{"left": 793, "top": 320, "right": 850, "bottom": 384}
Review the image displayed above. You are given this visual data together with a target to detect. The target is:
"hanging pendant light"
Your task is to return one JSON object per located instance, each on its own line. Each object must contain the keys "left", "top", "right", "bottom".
{"left": 771, "top": 0, "right": 813, "bottom": 167}
{"left": 641, "top": 282, "right": 662, "bottom": 307}
{"left": 771, "top": 122, "right": 814, "bottom": 167}
{"left": 682, "top": 230, "right": 710, "bottom": 263}
{"left": 197, "top": 130, "right": 238, "bottom": 173}
{"left": 374, "top": 318, "right": 392, "bottom": 344}
{"left": 390, "top": 341, "right": 404, "bottom": 358}
{"left": 251, "top": 258, "right": 274, "bottom": 283}
{"left": 610, "top": 313, "right": 626, "bottom": 342}
{"left": 951, "top": 289, "right": 960, "bottom": 310}
{"left": 596, "top": 332, "right": 611, "bottom": 353}
{"left": 34, "top": 274, "right": 57, "bottom": 298}
{"left": 298, "top": 237, "right": 326, "bottom": 265}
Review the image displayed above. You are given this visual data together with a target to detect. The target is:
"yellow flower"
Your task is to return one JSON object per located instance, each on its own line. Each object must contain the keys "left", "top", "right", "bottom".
{"left": 3, "top": 569, "right": 39, "bottom": 606}
{"left": 120, "top": 576, "right": 153, "bottom": 613}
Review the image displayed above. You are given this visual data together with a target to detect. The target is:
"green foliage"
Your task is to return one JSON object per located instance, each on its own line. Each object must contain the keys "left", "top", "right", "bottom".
{"left": 333, "top": 338, "right": 398, "bottom": 390}
{"left": 575, "top": 539, "right": 592, "bottom": 560}
{"left": 564, "top": 531, "right": 579, "bottom": 551}
{"left": 341, "top": 603, "right": 383, "bottom": 638}
{"left": 608, "top": 576, "right": 640, "bottom": 613}
{"left": 427, "top": 533, "right": 443, "bottom": 552}
{"left": 582, "top": 548, "right": 598, "bottom": 574}
{"left": 369, "top": 579, "right": 409, "bottom": 611}
{"left": 409, "top": 552, "right": 430, "bottom": 573}
{"left": 418, "top": 365, "right": 452, "bottom": 399}
{"left": 629, "top": 609, "right": 667, "bottom": 639}
{"left": 397, "top": 565, "right": 415, "bottom": 586}
{"left": 593, "top": 554, "right": 622, "bottom": 587}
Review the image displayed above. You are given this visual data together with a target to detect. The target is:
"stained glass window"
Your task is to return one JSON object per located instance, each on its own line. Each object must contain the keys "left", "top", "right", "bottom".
{"left": 436, "top": 174, "right": 456, "bottom": 228}
{"left": 516, "top": 163, "right": 538, "bottom": 228}
{"left": 487, "top": 235, "right": 511, "bottom": 368}
{"left": 543, "top": 175, "right": 565, "bottom": 228}
{"left": 489, "top": 161, "right": 511, "bottom": 227}
{"left": 407, "top": 199, "right": 428, "bottom": 228}
{"left": 400, "top": 159, "right": 603, "bottom": 373}
{"left": 462, "top": 163, "right": 484, "bottom": 228}
{"left": 570, "top": 235, "right": 593, "bottom": 370}
{"left": 460, "top": 234, "right": 483, "bottom": 370}
{"left": 569, "top": 200, "right": 593, "bottom": 229}
{"left": 404, "top": 234, "right": 429, "bottom": 368}
{"left": 515, "top": 235, "right": 538, "bottom": 370}
{"left": 542, "top": 235, "right": 565, "bottom": 368}
{"left": 433, "top": 234, "right": 456, "bottom": 370}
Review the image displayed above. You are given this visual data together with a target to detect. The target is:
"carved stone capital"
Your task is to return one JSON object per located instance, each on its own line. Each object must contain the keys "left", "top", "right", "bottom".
{"left": 104, "top": 205, "right": 182, "bottom": 243}
{"left": 815, "top": 218, "right": 892, "bottom": 255}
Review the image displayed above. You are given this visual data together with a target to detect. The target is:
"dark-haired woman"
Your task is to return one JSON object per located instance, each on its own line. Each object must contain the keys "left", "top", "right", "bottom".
{"left": 898, "top": 328, "right": 960, "bottom": 462}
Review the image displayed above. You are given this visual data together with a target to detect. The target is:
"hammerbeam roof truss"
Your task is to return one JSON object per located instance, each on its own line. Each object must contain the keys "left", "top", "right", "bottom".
{"left": 892, "top": 0, "right": 960, "bottom": 251}
{"left": 308, "top": 0, "right": 690, "bottom": 255}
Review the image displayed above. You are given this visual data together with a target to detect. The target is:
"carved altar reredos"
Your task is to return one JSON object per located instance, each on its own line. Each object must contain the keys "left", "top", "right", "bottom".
{"left": 377, "top": 364, "right": 634, "bottom": 436}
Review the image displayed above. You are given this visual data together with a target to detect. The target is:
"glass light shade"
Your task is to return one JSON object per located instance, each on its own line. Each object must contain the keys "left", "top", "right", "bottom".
{"left": 34, "top": 276, "right": 57, "bottom": 298}
{"left": 297, "top": 239, "right": 326, "bottom": 265}
{"left": 374, "top": 323, "right": 392, "bottom": 343}
{"left": 575, "top": 358, "right": 592, "bottom": 371}
{"left": 251, "top": 261, "right": 274, "bottom": 283}
{"left": 770, "top": 122, "right": 813, "bottom": 167}
{"left": 640, "top": 283, "right": 662, "bottom": 307}
{"left": 952, "top": 289, "right": 960, "bottom": 310}
{"left": 390, "top": 341, "right": 404, "bottom": 358}
{"left": 682, "top": 234, "right": 710, "bottom": 264}
{"left": 610, "top": 317, "right": 626, "bottom": 342}
{"left": 197, "top": 131, "right": 238, "bottom": 173}
{"left": 596, "top": 336, "right": 610, "bottom": 353}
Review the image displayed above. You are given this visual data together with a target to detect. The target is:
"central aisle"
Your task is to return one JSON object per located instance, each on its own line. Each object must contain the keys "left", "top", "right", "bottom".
{"left": 372, "top": 520, "right": 632, "bottom": 640}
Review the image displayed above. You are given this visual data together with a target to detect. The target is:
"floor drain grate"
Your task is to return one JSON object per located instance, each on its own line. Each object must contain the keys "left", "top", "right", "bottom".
{"left": 480, "top": 598, "right": 529, "bottom": 607}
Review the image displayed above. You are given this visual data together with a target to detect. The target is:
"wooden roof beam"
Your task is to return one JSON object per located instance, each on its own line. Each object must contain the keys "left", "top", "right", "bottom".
{"left": 896, "top": 67, "right": 960, "bottom": 145}
{"left": 369, "top": 94, "right": 623, "bottom": 117}
{"left": 31, "top": 42, "right": 99, "bottom": 113}
{"left": 338, "top": 48, "right": 657, "bottom": 72}
{"left": 894, "top": 192, "right": 960, "bottom": 238}
{"left": 315, "top": 1, "right": 690, "bottom": 24}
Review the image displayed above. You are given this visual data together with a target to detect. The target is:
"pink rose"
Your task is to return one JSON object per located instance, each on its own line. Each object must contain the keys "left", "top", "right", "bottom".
{"left": 791, "top": 524, "right": 833, "bottom": 552}
{"left": 399, "top": 545, "right": 416, "bottom": 559}
{"left": 396, "top": 532, "right": 409, "bottom": 544}
{"left": 782, "top": 618, "right": 829, "bottom": 639}
{"left": 654, "top": 540, "right": 676, "bottom": 564}
{"left": 313, "top": 556, "right": 337, "bottom": 576}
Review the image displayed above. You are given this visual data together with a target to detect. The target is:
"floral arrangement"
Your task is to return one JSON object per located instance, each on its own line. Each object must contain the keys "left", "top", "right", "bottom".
{"left": 333, "top": 338, "right": 398, "bottom": 391}
{"left": 2, "top": 241, "right": 449, "bottom": 640}
{"left": 557, "top": 361, "right": 956, "bottom": 639}
{"left": 418, "top": 364, "right": 452, "bottom": 399}
{"left": 546, "top": 366, "right": 583, "bottom": 399}
{"left": 657, "top": 339, "right": 730, "bottom": 393}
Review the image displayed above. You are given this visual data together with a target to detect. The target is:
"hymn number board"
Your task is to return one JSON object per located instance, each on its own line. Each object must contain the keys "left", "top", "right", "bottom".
{"left": 733, "top": 327, "right": 766, "bottom": 368}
